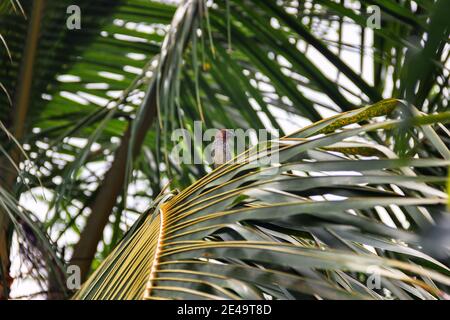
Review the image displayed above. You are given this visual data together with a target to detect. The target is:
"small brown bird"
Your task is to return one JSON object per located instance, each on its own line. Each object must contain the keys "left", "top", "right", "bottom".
{"left": 212, "top": 129, "right": 233, "bottom": 168}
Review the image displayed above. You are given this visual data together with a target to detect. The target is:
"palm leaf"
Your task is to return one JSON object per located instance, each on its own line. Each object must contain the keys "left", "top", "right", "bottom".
{"left": 0, "top": 0, "right": 448, "bottom": 298}
{"left": 75, "top": 99, "right": 450, "bottom": 300}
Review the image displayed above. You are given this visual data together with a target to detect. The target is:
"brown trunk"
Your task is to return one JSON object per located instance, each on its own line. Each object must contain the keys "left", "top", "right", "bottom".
{"left": 69, "top": 0, "right": 200, "bottom": 283}
{"left": 70, "top": 90, "right": 157, "bottom": 281}
{"left": 0, "top": 224, "right": 11, "bottom": 300}
{"left": 0, "top": 0, "right": 46, "bottom": 299}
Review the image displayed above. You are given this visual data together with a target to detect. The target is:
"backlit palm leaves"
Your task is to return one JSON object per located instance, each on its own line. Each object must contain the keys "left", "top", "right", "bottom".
{"left": 0, "top": 0, "right": 16, "bottom": 107}
{"left": 0, "top": 0, "right": 449, "bottom": 299}
{"left": 75, "top": 100, "right": 450, "bottom": 300}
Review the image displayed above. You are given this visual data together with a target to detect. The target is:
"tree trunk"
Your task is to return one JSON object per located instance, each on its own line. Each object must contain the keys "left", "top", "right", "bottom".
{"left": 0, "top": 0, "right": 46, "bottom": 299}
{"left": 69, "top": 0, "right": 201, "bottom": 283}
{"left": 70, "top": 90, "right": 157, "bottom": 282}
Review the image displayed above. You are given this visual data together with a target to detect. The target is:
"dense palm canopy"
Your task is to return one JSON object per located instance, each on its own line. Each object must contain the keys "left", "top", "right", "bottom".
{"left": 75, "top": 99, "right": 450, "bottom": 300}
{"left": 0, "top": 0, "right": 449, "bottom": 300}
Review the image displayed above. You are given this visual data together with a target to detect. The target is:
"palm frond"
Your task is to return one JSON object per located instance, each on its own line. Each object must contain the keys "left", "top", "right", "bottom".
{"left": 0, "top": 185, "right": 67, "bottom": 298}
{"left": 75, "top": 99, "right": 450, "bottom": 300}
{"left": 0, "top": 0, "right": 448, "bottom": 298}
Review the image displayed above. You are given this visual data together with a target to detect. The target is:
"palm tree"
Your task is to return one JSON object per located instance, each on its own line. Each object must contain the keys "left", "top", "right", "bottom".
{"left": 0, "top": 0, "right": 449, "bottom": 299}
{"left": 75, "top": 99, "right": 450, "bottom": 300}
